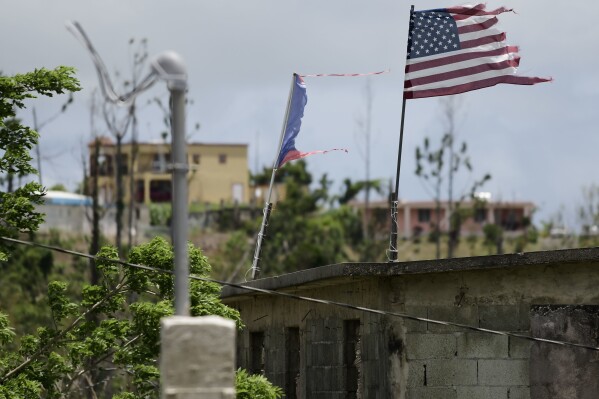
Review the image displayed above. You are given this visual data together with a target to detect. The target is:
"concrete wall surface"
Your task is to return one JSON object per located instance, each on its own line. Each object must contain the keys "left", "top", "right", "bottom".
{"left": 223, "top": 254, "right": 599, "bottom": 399}
{"left": 161, "top": 316, "right": 236, "bottom": 399}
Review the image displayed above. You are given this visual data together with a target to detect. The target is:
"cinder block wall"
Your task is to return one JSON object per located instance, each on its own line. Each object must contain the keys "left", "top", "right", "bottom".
{"left": 229, "top": 262, "right": 599, "bottom": 399}
{"left": 402, "top": 304, "right": 530, "bottom": 399}
{"left": 234, "top": 279, "right": 391, "bottom": 398}
{"left": 393, "top": 263, "right": 599, "bottom": 399}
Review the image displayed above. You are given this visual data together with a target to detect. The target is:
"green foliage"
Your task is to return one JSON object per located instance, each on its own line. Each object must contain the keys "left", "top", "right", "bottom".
{"left": 414, "top": 99, "right": 491, "bottom": 259}
{"left": 336, "top": 178, "right": 383, "bottom": 205}
{"left": 251, "top": 161, "right": 312, "bottom": 186}
{"left": 0, "top": 67, "right": 80, "bottom": 260}
{"left": 148, "top": 203, "right": 171, "bottom": 226}
{"left": 255, "top": 161, "right": 360, "bottom": 274}
{"left": 0, "top": 237, "right": 244, "bottom": 398}
{"left": 0, "top": 312, "right": 15, "bottom": 346}
{"left": 235, "top": 368, "right": 284, "bottom": 399}
{"left": 483, "top": 224, "right": 504, "bottom": 255}
{"left": 0, "top": 244, "right": 60, "bottom": 340}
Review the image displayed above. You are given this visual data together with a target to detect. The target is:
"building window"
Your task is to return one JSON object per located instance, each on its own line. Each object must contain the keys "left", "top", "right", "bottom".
{"left": 219, "top": 154, "right": 227, "bottom": 164}
{"left": 418, "top": 208, "right": 431, "bottom": 223}
{"left": 343, "top": 320, "right": 360, "bottom": 399}
{"left": 250, "top": 331, "right": 265, "bottom": 376}
{"left": 192, "top": 154, "right": 200, "bottom": 164}
{"left": 152, "top": 153, "right": 170, "bottom": 172}
{"left": 149, "top": 180, "right": 171, "bottom": 203}
{"left": 285, "top": 327, "right": 300, "bottom": 399}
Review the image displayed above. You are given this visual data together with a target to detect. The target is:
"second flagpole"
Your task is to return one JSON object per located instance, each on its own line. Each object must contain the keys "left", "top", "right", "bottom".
{"left": 389, "top": 5, "right": 414, "bottom": 262}
{"left": 251, "top": 73, "right": 297, "bottom": 279}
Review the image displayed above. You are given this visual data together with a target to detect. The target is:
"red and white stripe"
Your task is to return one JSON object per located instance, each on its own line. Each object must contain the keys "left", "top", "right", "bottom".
{"left": 279, "top": 148, "right": 348, "bottom": 168}
{"left": 300, "top": 69, "right": 389, "bottom": 78}
{"left": 404, "top": 4, "right": 550, "bottom": 99}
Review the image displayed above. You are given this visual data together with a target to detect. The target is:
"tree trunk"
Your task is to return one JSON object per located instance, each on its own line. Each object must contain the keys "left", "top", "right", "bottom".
{"left": 89, "top": 139, "right": 100, "bottom": 286}
{"left": 127, "top": 105, "right": 138, "bottom": 249}
{"left": 115, "top": 134, "right": 124, "bottom": 257}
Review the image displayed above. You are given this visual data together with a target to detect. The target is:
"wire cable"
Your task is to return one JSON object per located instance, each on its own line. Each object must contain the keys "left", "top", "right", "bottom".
{"left": 2, "top": 236, "right": 598, "bottom": 352}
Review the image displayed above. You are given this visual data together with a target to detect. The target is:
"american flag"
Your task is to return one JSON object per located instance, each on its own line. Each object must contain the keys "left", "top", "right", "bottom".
{"left": 404, "top": 4, "right": 550, "bottom": 99}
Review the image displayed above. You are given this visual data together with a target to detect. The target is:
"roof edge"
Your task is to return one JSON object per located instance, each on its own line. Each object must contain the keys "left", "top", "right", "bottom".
{"left": 221, "top": 246, "right": 599, "bottom": 299}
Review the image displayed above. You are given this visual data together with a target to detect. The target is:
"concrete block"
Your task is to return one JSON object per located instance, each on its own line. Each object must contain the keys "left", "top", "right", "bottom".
{"left": 507, "top": 387, "right": 530, "bottom": 399}
{"left": 426, "top": 359, "right": 477, "bottom": 386}
{"left": 408, "top": 359, "right": 477, "bottom": 387}
{"left": 161, "top": 316, "right": 236, "bottom": 399}
{"left": 406, "top": 333, "right": 457, "bottom": 359}
{"left": 456, "top": 386, "right": 508, "bottom": 399}
{"left": 457, "top": 333, "right": 508, "bottom": 359}
{"left": 310, "top": 318, "right": 325, "bottom": 342}
{"left": 404, "top": 305, "right": 428, "bottom": 333}
{"left": 479, "top": 305, "right": 527, "bottom": 332}
{"left": 312, "top": 342, "right": 336, "bottom": 366}
{"left": 407, "top": 360, "right": 426, "bottom": 387}
{"left": 478, "top": 359, "right": 529, "bottom": 386}
{"left": 407, "top": 387, "right": 457, "bottom": 399}
{"left": 323, "top": 318, "right": 339, "bottom": 340}
{"left": 428, "top": 305, "right": 478, "bottom": 333}
{"left": 508, "top": 336, "right": 531, "bottom": 359}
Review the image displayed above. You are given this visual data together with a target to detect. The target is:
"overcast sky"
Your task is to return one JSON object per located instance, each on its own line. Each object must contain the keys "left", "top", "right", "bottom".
{"left": 2, "top": 0, "right": 597, "bottom": 228}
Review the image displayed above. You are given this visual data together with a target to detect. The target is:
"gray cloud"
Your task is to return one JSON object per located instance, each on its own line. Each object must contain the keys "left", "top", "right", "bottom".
{"left": 0, "top": 0, "right": 595, "bottom": 228}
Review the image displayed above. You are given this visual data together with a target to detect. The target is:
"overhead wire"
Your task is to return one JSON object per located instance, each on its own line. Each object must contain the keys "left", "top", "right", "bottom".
{"left": 2, "top": 236, "right": 598, "bottom": 352}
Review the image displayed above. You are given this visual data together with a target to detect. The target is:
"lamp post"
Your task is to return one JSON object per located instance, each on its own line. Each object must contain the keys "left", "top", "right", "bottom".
{"left": 151, "top": 52, "right": 190, "bottom": 316}
{"left": 67, "top": 22, "right": 190, "bottom": 315}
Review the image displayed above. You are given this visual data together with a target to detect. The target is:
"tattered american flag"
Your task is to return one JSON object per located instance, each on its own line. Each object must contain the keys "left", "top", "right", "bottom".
{"left": 404, "top": 4, "right": 551, "bottom": 99}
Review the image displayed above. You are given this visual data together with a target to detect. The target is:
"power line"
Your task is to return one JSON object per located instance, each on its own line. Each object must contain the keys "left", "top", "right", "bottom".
{"left": 2, "top": 236, "right": 598, "bottom": 352}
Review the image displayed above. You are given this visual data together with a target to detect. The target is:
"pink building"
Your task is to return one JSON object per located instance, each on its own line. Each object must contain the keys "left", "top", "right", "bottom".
{"left": 350, "top": 199, "right": 535, "bottom": 239}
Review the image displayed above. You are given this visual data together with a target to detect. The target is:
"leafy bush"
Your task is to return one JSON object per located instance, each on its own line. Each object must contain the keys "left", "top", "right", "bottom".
{"left": 149, "top": 203, "right": 171, "bottom": 226}
{"left": 235, "top": 368, "right": 284, "bottom": 399}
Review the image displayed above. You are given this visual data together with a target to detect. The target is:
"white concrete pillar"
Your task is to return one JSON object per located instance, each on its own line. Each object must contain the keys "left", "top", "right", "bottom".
{"left": 161, "top": 316, "right": 236, "bottom": 399}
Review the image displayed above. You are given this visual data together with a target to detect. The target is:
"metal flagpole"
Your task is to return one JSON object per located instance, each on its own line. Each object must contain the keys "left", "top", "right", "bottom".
{"left": 389, "top": 5, "right": 414, "bottom": 262}
{"left": 251, "top": 73, "right": 297, "bottom": 279}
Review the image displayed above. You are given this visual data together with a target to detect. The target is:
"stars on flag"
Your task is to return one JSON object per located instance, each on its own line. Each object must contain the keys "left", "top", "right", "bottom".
{"left": 407, "top": 10, "right": 460, "bottom": 59}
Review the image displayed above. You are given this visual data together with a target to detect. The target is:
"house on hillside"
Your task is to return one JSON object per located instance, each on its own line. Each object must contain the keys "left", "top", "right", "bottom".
{"left": 222, "top": 248, "right": 599, "bottom": 398}
{"left": 349, "top": 198, "right": 535, "bottom": 239}
{"left": 89, "top": 138, "right": 250, "bottom": 206}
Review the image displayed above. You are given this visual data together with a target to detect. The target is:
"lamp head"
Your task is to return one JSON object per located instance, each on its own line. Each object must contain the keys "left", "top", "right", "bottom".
{"left": 151, "top": 51, "right": 188, "bottom": 91}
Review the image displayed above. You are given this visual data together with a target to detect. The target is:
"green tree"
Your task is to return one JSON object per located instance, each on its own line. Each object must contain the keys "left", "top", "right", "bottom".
{"left": 254, "top": 161, "right": 356, "bottom": 275}
{"left": 415, "top": 98, "right": 490, "bottom": 259}
{"left": 0, "top": 67, "right": 80, "bottom": 261}
{"left": 483, "top": 223, "right": 503, "bottom": 255}
{"left": 336, "top": 178, "right": 383, "bottom": 206}
{"left": 0, "top": 237, "right": 280, "bottom": 398}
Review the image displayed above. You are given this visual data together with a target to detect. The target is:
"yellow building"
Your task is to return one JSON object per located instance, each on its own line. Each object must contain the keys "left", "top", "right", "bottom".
{"left": 90, "top": 138, "right": 249, "bottom": 206}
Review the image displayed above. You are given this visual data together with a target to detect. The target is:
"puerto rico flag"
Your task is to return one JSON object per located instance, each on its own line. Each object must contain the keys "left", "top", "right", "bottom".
{"left": 276, "top": 74, "right": 347, "bottom": 168}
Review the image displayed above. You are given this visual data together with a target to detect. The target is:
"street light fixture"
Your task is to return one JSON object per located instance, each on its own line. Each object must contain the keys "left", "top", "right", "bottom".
{"left": 67, "top": 21, "right": 190, "bottom": 316}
